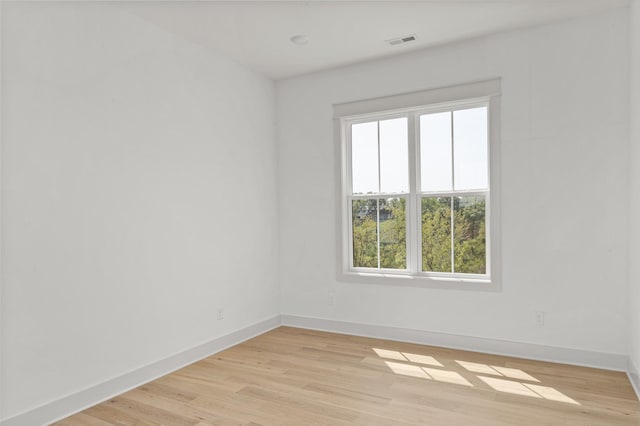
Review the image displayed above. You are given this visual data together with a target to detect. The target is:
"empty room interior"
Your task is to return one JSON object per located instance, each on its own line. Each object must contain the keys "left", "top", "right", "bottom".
{"left": 1, "top": 0, "right": 640, "bottom": 424}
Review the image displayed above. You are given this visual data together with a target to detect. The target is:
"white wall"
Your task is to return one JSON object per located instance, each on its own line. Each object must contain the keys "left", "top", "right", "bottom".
{"left": 277, "top": 9, "right": 629, "bottom": 356}
{"left": 0, "top": 1, "right": 635, "bottom": 421}
{"left": 0, "top": 2, "right": 279, "bottom": 419}
{"left": 629, "top": 0, "right": 640, "bottom": 390}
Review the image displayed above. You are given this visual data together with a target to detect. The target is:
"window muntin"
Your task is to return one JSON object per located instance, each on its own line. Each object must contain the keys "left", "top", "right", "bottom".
{"left": 344, "top": 101, "right": 490, "bottom": 282}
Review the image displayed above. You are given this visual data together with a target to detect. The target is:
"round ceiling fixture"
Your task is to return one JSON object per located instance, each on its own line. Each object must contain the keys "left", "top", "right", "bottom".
{"left": 290, "top": 34, "right": 309, "bottom": 45}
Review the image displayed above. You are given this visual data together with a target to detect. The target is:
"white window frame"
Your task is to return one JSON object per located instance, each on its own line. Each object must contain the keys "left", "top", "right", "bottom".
{"left": 335, "top": 79, "right": 501, "bottom": 291}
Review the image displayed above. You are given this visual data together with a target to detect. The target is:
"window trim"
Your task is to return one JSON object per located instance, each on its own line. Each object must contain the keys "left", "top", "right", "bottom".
{"left": 335, "top": 79, "right": 501, "bottom": 291}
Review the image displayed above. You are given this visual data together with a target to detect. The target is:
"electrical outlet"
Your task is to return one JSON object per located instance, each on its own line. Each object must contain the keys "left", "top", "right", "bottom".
{"left": 217, "top": 308, "right": 224, "bottom": 320}
{"left": 535, "top": 310, "right": 545, "bottom": 326}
{"left": 328, "top": 293, "right": 335, "bottom": 306}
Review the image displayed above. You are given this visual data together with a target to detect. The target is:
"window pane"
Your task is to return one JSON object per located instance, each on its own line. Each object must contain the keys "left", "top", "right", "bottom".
{"left": 453, "top": 107, "right": 488, "bottom": 190}
{"left": 379, "top": 118, "right": 408, "bottom": 194}
{"left": 421, "top": 197, "right": 452, "bottom": 272}
{"left": 351, "top": 122, "right": 379, "bottom": 194}
{"left": 379, "top": 198, "right": 406, "bottom": 269}
{"left": 352, "top": 199, "right": 378, "bottom": 268}
{"left": 454, "top": 196, "right": 486, "bottom": 274}
{"left": 420, "top": 112, "right": 452, "bottom": 192}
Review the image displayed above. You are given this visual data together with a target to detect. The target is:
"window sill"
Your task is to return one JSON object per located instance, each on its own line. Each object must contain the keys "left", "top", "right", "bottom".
{"left": 337, "top": 270, "right": 500, "bottom": 292}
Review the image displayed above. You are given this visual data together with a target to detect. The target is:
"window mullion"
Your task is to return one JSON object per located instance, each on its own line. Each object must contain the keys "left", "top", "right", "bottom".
{"left": 376, "top": 121, "right": 381, "bottom": 269}
{"left": 375, "top": 198, "right": 381, "bottom": 269}
{"left": 450, "top": 111, "right": 455, "bottom": 274}
{"left": 407, "top": 113, "right": 418, "bottom": 273}
{"left": 450, "top": 197, "right": 455, "bottom": 274}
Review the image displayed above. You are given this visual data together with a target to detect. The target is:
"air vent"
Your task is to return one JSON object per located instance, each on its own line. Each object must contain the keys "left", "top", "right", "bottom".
{"left": 387, "top": 34, "right": 417, "bottom": 46}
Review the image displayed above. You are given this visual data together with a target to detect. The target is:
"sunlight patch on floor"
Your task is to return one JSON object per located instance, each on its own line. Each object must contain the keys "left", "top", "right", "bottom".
{"left": 524, "top": 383, "right": 580, "bottom": 405}
{"left": 385, "top": 361, "right": 430, "bottom": 379}
{"left": 373, "top": 348, "right": 408, "bottom": 361}
{"left": 478, "top": 376, "right": 580, "bottom": 405}
{"left": 456, "top": 360, "right": 503, "bottom": 376}
{"left": 422, "top": 367, "right": 473, "bottom": 387}
{"left": 402, "top": 353, "right": 444, "bottom": 367}
{"left": 491, "top": 366, "right": 540, "bottom": 382}
{"left": 478, "top": 376, "right": 542, "bottom": 397}
{"left": 375, "top": 348, "right": 580, "bottom": 405}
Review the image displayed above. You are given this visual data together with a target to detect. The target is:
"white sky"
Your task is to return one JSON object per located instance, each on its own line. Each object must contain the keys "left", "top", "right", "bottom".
{"left": 351, "top": 107, "right": 488, "bottom": 195}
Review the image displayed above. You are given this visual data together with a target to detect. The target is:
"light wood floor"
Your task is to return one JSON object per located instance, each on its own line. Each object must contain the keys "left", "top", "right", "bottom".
{"left": 56, "top": 326, "right": 640, "bottom": 425}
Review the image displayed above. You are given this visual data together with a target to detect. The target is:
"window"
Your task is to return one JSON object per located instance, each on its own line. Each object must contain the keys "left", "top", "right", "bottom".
{"left": 336, "top": 80, "right": 501, "bottom": 290}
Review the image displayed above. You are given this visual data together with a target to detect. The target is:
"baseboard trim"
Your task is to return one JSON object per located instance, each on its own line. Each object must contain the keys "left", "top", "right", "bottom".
{"left": 629, "top": 357, "right": 640, "bottom": 401}
{"left": 0, "top": 315, "right": 281, "bottom": 426}
{"left": 281, "top": 314, "right": 628, "bottom": 372}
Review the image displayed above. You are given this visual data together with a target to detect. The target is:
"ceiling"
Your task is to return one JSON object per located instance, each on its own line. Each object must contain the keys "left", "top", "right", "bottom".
{"left": 124, "top": 0, "right": 628, "bottom": 80}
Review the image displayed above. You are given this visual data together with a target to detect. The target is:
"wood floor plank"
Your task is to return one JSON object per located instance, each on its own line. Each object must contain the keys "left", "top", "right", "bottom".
{"left": 56, "top": 326, "right": 640, "bottom": 425}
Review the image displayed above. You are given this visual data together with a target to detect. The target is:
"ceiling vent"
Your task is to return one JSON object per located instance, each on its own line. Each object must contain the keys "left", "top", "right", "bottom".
{"left": 387, "top": 34, "right": 417, "bottom": 46}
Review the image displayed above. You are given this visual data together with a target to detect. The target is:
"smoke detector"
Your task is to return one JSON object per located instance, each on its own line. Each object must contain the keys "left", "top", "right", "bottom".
{"left": 290, "top": 34, "right": 309, "bottom": 45}
{"left": 387, "top": 34, "right": 417, "bottom": 46}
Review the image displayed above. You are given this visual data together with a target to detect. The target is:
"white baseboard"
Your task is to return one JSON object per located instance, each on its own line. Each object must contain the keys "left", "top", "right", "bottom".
{"left": 0, "top": 315, "right": 281, "bottom": 426}
{"left": 281, "top": 314, "right": 628, "bottom": 372}
{"left": 629, "top": 357, "right": 640, "bottom": 401}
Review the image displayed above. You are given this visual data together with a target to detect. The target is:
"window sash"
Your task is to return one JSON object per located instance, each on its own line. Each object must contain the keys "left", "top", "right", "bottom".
{"left": 418, "top": 190, "right": 489, "bottom": 280}
{"left": 348, "top": 195, "right": 411, "bottom": 272}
